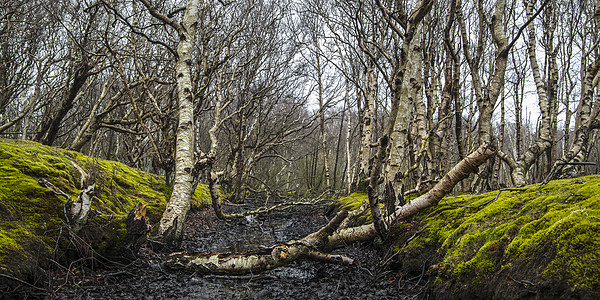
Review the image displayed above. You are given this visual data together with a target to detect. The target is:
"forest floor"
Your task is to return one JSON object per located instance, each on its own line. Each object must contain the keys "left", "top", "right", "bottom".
{"left": 20, "top": 197, "right": 422, "bottom": 299}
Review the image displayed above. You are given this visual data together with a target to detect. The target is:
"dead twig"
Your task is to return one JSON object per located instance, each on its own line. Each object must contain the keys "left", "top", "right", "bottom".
{"left": 508, "top": 274, "right": 536, "bottom": 293}
{"left": 381, "top": 224, "right": 431, "bottom": 268}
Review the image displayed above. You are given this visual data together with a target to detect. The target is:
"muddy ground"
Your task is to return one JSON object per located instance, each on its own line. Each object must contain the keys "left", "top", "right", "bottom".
{"left": 12, "top": 198, "right": 427, "bottom": 299}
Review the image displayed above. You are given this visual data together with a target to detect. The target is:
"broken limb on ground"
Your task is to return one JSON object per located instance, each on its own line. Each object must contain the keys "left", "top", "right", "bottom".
{"left": 165, "top": 143, "right": 496, "bottom": 274}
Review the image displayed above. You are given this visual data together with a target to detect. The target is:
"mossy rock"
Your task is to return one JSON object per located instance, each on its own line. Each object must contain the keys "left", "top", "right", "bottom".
{"left": 339, "top": 176, "right": 600, "bottom": 299}
{"left": 0, "top": 139, "right": 210, "bottom": 289}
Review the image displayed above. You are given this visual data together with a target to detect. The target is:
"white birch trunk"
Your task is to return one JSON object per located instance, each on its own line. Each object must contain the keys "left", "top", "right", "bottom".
{"left": 386, "top": 24, "right": 422, "bottom": 203}
{"left": 158, "top": 0, "right": 200, "bottom": 242}
{"left": 358, "top": 63, "right": 376, "bottom": 181}
{"left": 511, "top": 0, "right": 554, "bottom": 186}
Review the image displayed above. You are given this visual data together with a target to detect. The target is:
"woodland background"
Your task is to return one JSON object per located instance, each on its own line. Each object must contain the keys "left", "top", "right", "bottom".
{"left": 1, "top": 0, "right": 599, "bottom": 211}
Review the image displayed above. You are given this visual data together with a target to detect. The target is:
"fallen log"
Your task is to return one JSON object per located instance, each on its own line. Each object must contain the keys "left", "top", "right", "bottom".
{"left": 166, "top": 210, "right": 355, "bottom": 273}
{"left": 166, "top": 143, "right": 496, "bottom": 274}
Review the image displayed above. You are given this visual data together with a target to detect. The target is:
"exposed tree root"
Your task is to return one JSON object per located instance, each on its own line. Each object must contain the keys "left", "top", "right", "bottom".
{"left": 38, "top": 178, "right": 95, "bottom": 233}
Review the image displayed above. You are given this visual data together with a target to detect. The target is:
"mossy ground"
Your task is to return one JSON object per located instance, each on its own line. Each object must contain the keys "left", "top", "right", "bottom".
{"left": 0, "top": 139, "right": 209, "bottom": 287}
{"left": 338, "top": 176, "right": 600, "bottom": 298}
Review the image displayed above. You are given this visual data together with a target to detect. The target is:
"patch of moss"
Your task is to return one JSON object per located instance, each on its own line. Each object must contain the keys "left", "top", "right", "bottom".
{"left": 0, "top": 139, "right": 211, "bottom": 287}
{"left": 337, "top": 192, "right": 367, "bottom": 211}
{"left": 337, "top": 191, "right": 386, "bottom": 223}
{"left": 337, "top": 176, "right": 600, "bottom": 298}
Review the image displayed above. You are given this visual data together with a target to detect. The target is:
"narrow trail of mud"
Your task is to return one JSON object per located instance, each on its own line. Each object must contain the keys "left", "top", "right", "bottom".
{"left": 26, "top": 199, "right": 425, "bottom": 299}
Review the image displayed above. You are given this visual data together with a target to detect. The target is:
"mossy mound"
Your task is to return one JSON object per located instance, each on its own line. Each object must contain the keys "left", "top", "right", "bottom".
{"left": 339, "top": 176, "right": 600, "bottom": 299}
{"left": 0, "top": 139, "right": 209, "bottom": 288}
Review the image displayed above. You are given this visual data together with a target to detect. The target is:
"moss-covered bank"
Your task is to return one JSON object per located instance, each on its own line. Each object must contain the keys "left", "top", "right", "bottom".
{"left": 338, "top": 176, "right": 600, "bottom": 299}
{"left": 0, "top": 139, "right": 209, "bottom": 288}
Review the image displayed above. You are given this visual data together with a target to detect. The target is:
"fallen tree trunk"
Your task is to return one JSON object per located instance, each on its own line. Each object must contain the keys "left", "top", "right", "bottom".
{"left": 327, "top": 142, "right": 496, "bottom": 249}
{"left": 166, "top": 210, "right": 355, "bottom": 273}
{"left": 166, "top": 143, "right": 496, "bottom": 274}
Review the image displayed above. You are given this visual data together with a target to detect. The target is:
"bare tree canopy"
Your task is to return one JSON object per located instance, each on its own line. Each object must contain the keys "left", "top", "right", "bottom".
{"left": 1, "top": 0, "right": 600, "bottom": 296}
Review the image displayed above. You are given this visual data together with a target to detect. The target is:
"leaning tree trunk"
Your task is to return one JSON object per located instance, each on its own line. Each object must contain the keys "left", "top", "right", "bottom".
{"left": 166, "top": 143, "right": 496, "bottom": 274}
{"left": 153, "top": 0, "right": 200, "bottom": 244}
{"left": 37, "top": 60, "right": 91, "bottom": 146}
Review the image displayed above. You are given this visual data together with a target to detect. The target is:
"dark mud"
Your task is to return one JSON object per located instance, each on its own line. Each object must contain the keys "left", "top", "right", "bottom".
{"left": 14, "top": 198, "right": 426, "bottom": 299}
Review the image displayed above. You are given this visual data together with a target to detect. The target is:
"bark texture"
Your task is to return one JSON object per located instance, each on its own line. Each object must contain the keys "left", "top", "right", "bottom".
{"left": 156, "top": 0, "right": 200, "bottom": 243}
{"left": 357, "top": 63, "right": 376, "bottom": 182}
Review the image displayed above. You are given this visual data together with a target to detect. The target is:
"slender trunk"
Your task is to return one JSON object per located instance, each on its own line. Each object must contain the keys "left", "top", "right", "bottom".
{"left": 231, "top": 110, "right": 246, "bottom": 203}
{"left": 546, "top": 57, "right": 600, "bottom": 180}
{"left": 546, "top": 5, "right": 559, "bottom": 175}
{"left": 515, "top": 71, "right": 523, "bottom": 160}
{"left": 431, "top": 1, "right": 456, "bottom": 179}
{"left": 453, "top": 51, "right": 464, "bottom": 160}
{"left": 0, "top": 75, "right": 40, "bottom": 135}
{"left": 413, "top": 57, "right": 428, "bottom": 179}
{"left": 69, "top": 79, "right": 113, "bottom": 152}
{"left": 358, "top": 63, "right": 376, "bottom": 183}
{"left": 157, "top": 0, "right": 200, "bottom": 244}
{"left": 333, "top": 104, "right": 345, "bottom": 191}
{"left": 511, "top": 0, "right": 554, "bottom": 186}
{"left": 36, "top": 59, "right": 91, "bottom": 146}
{"left": 315, "top": 50, "right": 332, "bottom": 195}
{"left": 345, "top": 78, "right": 353, "bottom": 194}
{"left": 493, "top": 93, "right": 505, "bottom": 189}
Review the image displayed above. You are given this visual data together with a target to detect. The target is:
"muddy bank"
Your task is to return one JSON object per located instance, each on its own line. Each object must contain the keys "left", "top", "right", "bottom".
{"left": 17, "top": 199, "right": 420, "bottom": 299}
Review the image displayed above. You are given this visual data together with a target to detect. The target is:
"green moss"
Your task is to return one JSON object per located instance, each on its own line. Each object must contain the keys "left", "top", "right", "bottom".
{"left": 336, "top": 191, "right": 388, "bottom": 223}
{"left": 337, "top": 192, "right": 367, "bottom": 211}
{"left": 335, "top": 176, "right": 600, "bottom": 297}
{"left": 0, "top": 138, "right": 211, "bottom": 285}
{"left": 384, "top": 175, "right": 600, "bottom": 297}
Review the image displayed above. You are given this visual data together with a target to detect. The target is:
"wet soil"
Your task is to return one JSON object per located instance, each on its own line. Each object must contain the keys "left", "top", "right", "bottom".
{"left": 16, "top": 198, "right": 426, "bottom": 299}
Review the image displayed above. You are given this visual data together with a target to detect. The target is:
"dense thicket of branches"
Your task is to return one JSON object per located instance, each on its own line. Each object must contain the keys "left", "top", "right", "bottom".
{"left": 1, "top": 0, "right": 599, "bottom": 239}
